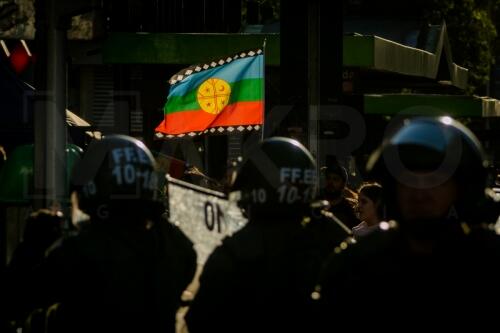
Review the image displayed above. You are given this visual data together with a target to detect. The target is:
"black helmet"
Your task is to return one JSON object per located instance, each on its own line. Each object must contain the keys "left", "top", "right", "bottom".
{"left": 71, "top": 135, "right": 163, "bottom": 220}
{"left": 230, "top": 137, "right": 317, "bottom": 218}
{"left": 366, "top": 116, "right": 488, "bottom": 222}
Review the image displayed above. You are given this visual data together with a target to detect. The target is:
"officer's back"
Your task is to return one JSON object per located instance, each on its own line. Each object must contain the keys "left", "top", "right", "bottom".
{"left": 33, "top": 136, "right": 197, "bottom": 333}
{"left": 316, "top": 117, "right": 500, "bottom": 330}
{"left": 186, "top": 137, "right": 348, "bottom": 333}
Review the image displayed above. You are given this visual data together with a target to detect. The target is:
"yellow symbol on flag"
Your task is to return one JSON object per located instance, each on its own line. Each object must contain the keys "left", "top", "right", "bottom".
{"left": 197, "top": 78, "right": 231, "bottom": 114}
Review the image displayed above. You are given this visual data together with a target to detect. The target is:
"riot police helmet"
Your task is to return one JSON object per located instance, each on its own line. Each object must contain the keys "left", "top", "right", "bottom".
{"left": 71, "top": 135, "right": 163, "bottom": 221}
{"left": 230, "top": 137, "right": 317, "bottom": 219}
{"left": 366, "top": 116, "right": 488, "bottom": 222}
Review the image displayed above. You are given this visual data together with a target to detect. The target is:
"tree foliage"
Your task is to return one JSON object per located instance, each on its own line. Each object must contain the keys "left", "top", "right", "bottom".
{"left": 0, "top": 0, "right": 34, "bottom": 39}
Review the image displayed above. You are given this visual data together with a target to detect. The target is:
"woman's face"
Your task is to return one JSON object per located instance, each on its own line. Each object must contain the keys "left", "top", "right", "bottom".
{"left": 357, "top": 193, "right": 378, "bottom": 225}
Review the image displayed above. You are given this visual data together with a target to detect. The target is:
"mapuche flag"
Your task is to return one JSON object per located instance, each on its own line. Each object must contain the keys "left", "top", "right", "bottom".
{"left": 155, "top": 49, "right": 264, "bottom": 139}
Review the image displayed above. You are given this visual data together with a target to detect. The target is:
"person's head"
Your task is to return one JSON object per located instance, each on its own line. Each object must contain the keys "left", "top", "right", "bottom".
{"left": 71, "top": 135, "right": 164, "bottom": 223}
{"left": 321, "top": 164, "right": 348, "bottom": 200}
{"left": 356, "top": 182, "right": 383, "bottom": 226}
{"left": 23, "top": 209, "right": 64, "bottom": 247}
{"left": 367, "top": 116, "right": 488, "bottom": 227}
{"left": 230, "top": 137, "right": 317, "bottom": 221}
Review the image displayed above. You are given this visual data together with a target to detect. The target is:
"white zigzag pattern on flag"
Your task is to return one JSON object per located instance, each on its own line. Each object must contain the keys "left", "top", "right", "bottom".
{"left": 155, "top": 125, "right": 260, "bottom": 139}
{"left": 168, "top": 48, "right": 263, "bottom": 85}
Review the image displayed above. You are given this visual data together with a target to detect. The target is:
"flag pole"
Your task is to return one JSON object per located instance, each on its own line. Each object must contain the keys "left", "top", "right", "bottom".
{"left": 260, "top": 38, "right": 267, "bottom": 142}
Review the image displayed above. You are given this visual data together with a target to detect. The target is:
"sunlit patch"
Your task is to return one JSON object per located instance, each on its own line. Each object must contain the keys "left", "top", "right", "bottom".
{"left": 379, "top": 221, "right": 390, "bottom": 230}
{"left": 441, "top": 116, "right": 453, "bottom": 125}
{"left": 311, "top": 290, "right": 321, "bottom": 300}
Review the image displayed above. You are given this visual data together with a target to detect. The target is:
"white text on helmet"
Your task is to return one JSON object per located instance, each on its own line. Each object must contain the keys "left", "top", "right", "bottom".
{"left": 111, "top": 147, "right": 151, "bottom": 165}
{"left": 280, "top": 167, "right": 317, "bottom": 185}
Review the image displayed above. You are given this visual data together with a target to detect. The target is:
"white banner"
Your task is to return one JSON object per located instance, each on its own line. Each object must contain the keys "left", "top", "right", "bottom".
{"left": 167, "top": 176, "right": 248, "bottom": 264}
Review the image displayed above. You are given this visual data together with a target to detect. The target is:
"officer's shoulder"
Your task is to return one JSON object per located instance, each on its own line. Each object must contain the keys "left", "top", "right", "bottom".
{"left": 334, "top": 221, "right": 400, "bottom": 257}
{"left": 211, "top": 224, "right": 269, "bottom": 261}
{"left": 156, "top": 217, "right": 196, "bottom": 245}
{"left": 44, "top": 231, "right": 89, "bottom": 260}
{"left": 467, "top": 223, "right": 500, "bottom": 246}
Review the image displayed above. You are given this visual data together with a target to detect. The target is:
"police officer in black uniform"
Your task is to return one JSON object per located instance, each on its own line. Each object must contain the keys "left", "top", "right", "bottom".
{"left": 30, "top": 135, "right": 197, "bottom": 333}
{"left": 316, "top": 117, "right": 500, "bottom": 330}
{"left": 185, "top": 137, "right": 349, "bottom": 333}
